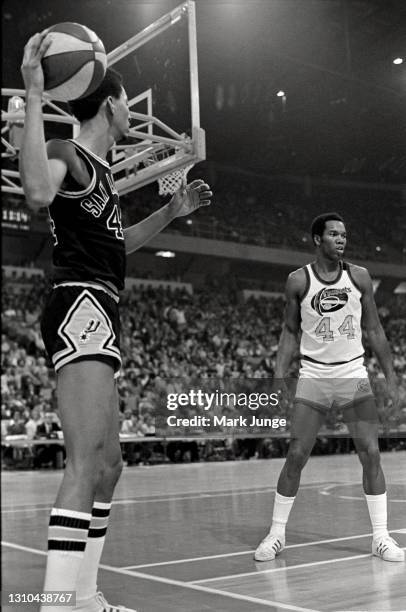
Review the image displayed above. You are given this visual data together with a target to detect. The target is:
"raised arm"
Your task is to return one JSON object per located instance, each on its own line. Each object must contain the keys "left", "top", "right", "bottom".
{"left": 19, "top": 31, "right": 68, "bottom": 209}
{"left": 352, "top": 264, "right": 398, "bottom": 408}
{"left": 274, "top": 269, "right": 303, "bottom": 378}
{"left": 123, "top": 179, "right": 212, "bottom": 254}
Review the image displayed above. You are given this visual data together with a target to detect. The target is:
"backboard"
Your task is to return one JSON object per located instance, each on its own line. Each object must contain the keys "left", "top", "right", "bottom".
{"left": 1, "top": 0, "right": 205, "bottom": 197}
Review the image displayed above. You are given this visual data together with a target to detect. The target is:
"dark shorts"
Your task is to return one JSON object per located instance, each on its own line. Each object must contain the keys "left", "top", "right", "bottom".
{"left": 41, "top": 282, "right": 121, "bottom": 377}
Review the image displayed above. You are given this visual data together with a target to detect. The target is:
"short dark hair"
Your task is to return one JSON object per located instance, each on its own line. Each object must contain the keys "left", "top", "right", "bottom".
{"left": 311, "top": 212, "right": 345, "bottom": 246}
{"left": 68, "top": 68, "right": 123, "bottom": 122}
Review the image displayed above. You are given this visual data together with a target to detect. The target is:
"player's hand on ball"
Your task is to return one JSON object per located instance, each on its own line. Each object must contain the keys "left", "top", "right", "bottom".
{"left": 171, "top": 179, "right": 212, "bottom": 217}
{"left": 21, "top": 30, "right": 52, "bottom": 95}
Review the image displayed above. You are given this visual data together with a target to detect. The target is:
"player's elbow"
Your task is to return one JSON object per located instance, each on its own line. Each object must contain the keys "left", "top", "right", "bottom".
{"left": 365, "top": 324, "right": 386, "bottom": 346}
{"left": 284, "top": 321, "right": 300, "bottom": 338}
{"left": 23, "top": 182, "right": 55, "bottom": 209}
{"left": 21, "top": 173, "right": 56, "bottom": 210}
{"left": 25, "top": 192, "right": 52, "bottom": 210}
{"left": 365, "top": 320, "right": 384, "bottom": 336}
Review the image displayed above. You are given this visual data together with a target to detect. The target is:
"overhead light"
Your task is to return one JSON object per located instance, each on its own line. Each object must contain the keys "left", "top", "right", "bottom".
{"left": 276, "top": 90, "right": 285, "bottom": 97}
{"left": 393, "top": 57, "right": 404, "bottom": 65}
{"left": 186, "top": 219, "right": 193, "bottom": 225}
{"left": 155, "top": 250, "right": 175, "bottom": 258}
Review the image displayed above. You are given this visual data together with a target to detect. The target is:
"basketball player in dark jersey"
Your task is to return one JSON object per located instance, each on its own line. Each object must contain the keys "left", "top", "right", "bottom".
{"left": 20, "top": 31, "right": 212, "bottom": 612}
{"left": 255, "top": 213, "right": 404, "bottom": 563}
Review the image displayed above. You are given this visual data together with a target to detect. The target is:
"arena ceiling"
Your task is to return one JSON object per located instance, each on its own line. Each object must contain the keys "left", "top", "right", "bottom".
{"left": 2, "top": 0, "right": 406, "bottom": 182}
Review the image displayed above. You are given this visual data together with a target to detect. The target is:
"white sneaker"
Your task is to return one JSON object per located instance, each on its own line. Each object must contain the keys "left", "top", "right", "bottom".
{"left": 254, "top": 533, "right": 285, "bottom": 561}
{"left": 74, "top": 591, "right": 137, "bottom": 612}
{"left": 372, "top": 535, "right": 405, "bottom": 562}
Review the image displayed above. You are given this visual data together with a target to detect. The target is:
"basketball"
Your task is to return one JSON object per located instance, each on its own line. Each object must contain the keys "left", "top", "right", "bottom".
{"left": 41, "top": 23, "right": 107, "bottom": 102}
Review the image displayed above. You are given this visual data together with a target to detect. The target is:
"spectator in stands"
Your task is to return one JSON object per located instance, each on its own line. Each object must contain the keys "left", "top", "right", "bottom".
{"left": 2, "top": 263, "right": 406, "bottom": 464}
{"left": 1, "top": 404, "right": 12, "bottom": 439}
{"left": 7, "top": 410, "right": 27, "bottom": 436}
{"left": 33, "top": 412, "right": 63, "bottom": 469}
{"left": 121, "top": 409, "right": 136, "bottom": 435}
{"left": 135, "top": 414, "right": 155, "bottom": 436}
{"left": 36, "top": 411, "right": 61, "bottom": 438}
{"left": 25, "top": 405, "right": 43, "bottom": 440}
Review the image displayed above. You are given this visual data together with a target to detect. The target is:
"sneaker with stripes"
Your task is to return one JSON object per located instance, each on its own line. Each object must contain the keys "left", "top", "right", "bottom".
{"left": 254, "top": 533, "right": 285, "bottom": 561}
{"left": 372, "top": 535, "right": 405, "bottom": 562}
{"left": 73, "top": 591, "right": 137, "bottom": 612}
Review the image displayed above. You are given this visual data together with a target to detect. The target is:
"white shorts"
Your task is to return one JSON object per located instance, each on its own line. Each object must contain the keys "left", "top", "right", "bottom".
{"left": 295, "top": 357, "right": 374, "bottom": 411}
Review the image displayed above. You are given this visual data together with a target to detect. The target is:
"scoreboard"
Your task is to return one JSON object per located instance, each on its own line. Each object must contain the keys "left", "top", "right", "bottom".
{"left": 2, "top": 206, "right": 31, "bottom": 231}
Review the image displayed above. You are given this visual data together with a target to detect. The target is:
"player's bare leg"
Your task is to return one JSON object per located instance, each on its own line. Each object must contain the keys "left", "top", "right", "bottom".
{"left": 346, "top": 411, "right": 385, "bottom": 495}
{"left": 346, "top": 406, "right": 404, "bottom": 562}
{"left": 75, "top": 383, "right": 126, "bottom": 612}
{"left": 255, "top": 403, "right": 325, "bottom": 561}
{"left": 41, "top": 360, "right": 123, "bottom": 612}
{"left": 54, "top": 361, "right": 121, "bottom": 509}
{"left": 277, "top": 403, "right": 325, "bottom": 497}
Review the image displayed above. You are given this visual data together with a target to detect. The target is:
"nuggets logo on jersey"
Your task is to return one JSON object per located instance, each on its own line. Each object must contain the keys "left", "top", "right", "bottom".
{"left": 311, "top": 287, "right": 351, "bottom": 316}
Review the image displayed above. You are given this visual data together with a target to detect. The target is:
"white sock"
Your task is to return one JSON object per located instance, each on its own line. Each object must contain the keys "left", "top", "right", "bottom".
{"left": 269, "top": 492, "right": 296, "bottom": 539}
{"left": 365, "top": 492, "right": 389, "bottom": 540}
{"left": 75, "top": 502, "right": 111, "bottom": 604}
{"left": 41, "top": 508, "right": 91, "bottom": 612}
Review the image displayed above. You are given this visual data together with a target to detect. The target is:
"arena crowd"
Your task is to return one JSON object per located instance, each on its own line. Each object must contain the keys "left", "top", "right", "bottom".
{"left": 2, "top": 268, "right": 405, "bottom": 467}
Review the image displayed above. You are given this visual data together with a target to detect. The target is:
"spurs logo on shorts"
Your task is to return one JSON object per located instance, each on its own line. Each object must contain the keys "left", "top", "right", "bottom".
{"left": 52, "top": 289, "right": 120, "bottom": 370}
{"left": 80, "top": 319, "right": 101, "bottom": 342}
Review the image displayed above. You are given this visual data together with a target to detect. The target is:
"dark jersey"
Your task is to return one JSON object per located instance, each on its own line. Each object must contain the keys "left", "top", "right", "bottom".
{"left": 48, "top": 140, "right": 126, "bottom": 291}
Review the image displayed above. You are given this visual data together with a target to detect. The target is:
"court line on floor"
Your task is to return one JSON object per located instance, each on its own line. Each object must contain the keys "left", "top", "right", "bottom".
{"left": 190, "top": 536, "right": 406, "bottom": 585}
{"left": 320, "top": 483, "right": 406, "bottom": 503}
{"left": 120, "top": 529, "right": 406, "bottom": 569}
{"left": 0, "top": 482, "right": 328, "bottom": 513}
{"left": 1, "top": 541, "right": 320, "bottom": 612}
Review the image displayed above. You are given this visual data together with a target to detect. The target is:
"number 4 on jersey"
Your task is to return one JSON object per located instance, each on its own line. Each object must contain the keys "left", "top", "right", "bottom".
{"left": 315, "top": 314, "right": 355, "bottom": 342}
{"left": 337, "top": 314, "right": 356, "bottom": 339}
{"left": 106, "top": 204, "right": 124, "bottom": 240}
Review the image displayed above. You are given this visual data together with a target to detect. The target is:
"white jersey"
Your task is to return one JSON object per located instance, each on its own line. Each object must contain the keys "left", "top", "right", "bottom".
{"left": 299, "top": 262, "right": 364, "bottom": 365}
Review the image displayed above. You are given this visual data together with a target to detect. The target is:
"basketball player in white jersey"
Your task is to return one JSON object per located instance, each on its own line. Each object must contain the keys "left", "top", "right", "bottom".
{"left": 255, "top": 212, "right": 404, "bottom": 563}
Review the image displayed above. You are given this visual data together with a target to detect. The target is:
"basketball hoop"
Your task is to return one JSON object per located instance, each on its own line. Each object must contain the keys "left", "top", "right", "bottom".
{"left": 2, "top": 1, "right": 205, "bottom": 197}
{"left": 144, "top": 149, "right": 194, "bottom": 196}
{"left": 157, "top": 163, "right": 194, "bottom": 195}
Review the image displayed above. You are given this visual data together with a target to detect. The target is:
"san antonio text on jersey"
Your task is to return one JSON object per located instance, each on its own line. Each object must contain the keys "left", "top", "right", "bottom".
{"left": 47, "top": 140, "right": 126, "bottom": 292}
{"left": 300, "top": 262, "right": 364, "bottom": 365}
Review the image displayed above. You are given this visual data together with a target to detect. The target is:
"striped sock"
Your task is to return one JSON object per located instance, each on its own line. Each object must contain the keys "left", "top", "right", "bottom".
{"left": 76, "top": 502, "right": 111, "bottom": 603}
{"left": 42, "top": 508, "right": 90, "bottom": 611}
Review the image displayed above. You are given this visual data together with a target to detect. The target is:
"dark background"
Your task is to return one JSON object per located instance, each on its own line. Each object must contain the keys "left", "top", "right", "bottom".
{"left": 2, "top": 0, "right": 406, "bottom": 182}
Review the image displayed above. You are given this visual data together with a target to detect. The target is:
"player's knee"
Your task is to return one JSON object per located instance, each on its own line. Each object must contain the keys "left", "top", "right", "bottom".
{"left": 64, "top": 458, "right": 105, "bottom": 491}
{"left": 286, "top": 443, "right": 309, "bottom": 473}
{"left": 102, "top": 453, "right": 123, "bottom": 488}
{"left": 359, "top": 444, "right": 381, "bottom": 471}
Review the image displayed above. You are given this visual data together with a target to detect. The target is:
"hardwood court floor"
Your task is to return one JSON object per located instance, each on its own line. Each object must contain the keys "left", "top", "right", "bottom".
{"left": 2, "top": 452, "right": 406, "bottom": 612}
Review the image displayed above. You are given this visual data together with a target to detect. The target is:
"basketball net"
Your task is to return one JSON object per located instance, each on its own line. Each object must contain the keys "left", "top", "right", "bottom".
{"left": 157, "top": 163, "right": 194, "bottom": 195}
{"left": 144, "top": 149, "right": 194, "bottom": 196}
